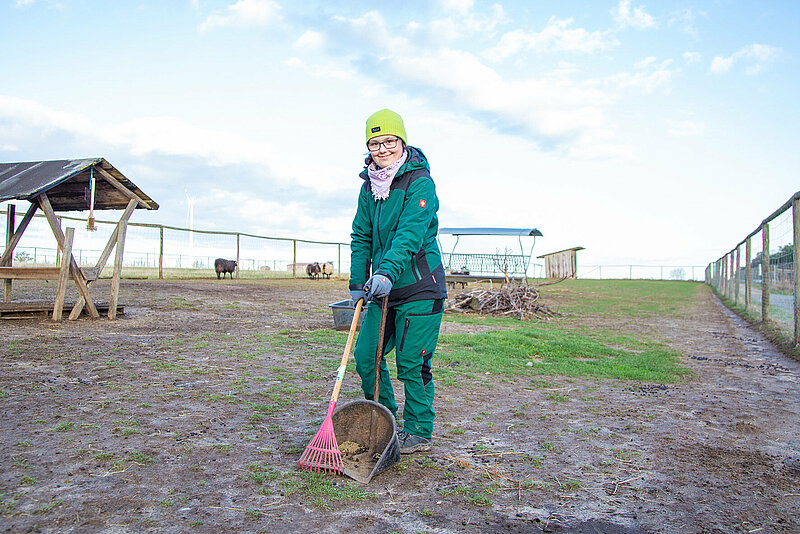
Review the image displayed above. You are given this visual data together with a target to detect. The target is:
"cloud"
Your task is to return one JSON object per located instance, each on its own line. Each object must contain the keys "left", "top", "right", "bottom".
{"left": 295, "top": 30, "right": 324, "bottom": 49}
{"left": 285, "top": 57, "right": 352, "bottom": 80}
{"left": 305, "top": 10, "right": 638, "bottom": 159}
{"left": 0, "top": 95, "right": 356, "bottom": 240}
{"left": 612, "top": 0, "right": 656, "bottom": 29}
{"left": 0, "top": 94, "right": 273, "bottom": 173}
{"left": 607, "top": 58, "right": 674, "bottom": 93}
{"left": 440, "top": 0, "right": 474, "bottom": 16}
{"left": 198, "top": 0, "right": 281, "bottom": 32}
{"left": 683, "top": 51, "right": 701, "bottom": 64}
{"left": 668, "top": 7, "right": 701, "bottom": 38}
{"left": 484, "top": 16, "right": 616, "bottom": 60}
{"left": 14, "top": 0, "right": 35, "bottom": 6}
{"left": 386, "top": 48, "right": 618, "bottom": 152}
{"left": 709, "top": 44, "right": 781, "bottom": 75}
{"left": 665, "top": 119, "right": 706, "bottom": 137}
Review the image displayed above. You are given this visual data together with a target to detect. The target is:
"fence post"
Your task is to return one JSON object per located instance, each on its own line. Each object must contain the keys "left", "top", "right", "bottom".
{"left": 338, "top": 243, "right": 341, "bottom": 275}
{"left": 734, "top": 246, "right": 740, "bottom": 306}
{"left": 292, "top": 240, "right": 297, "bottom": 278}
{"left": 761, "top": 223, "right": 770, "bottom": 322}
{"left": 159, "top": 226, "right": 164, "bottom": 279}
{"left": 793, "top": 196, "right": 799, "bottom": 343}
{"left": 721, "top": 254, "right": 727, "bottom": 298}
{"left": 745, "top": 237, "right": 751, "bottom": 312}
{"left": 4, "top": 205, "right": 14, "bottom": 303}
{"left": 236, "top": 233, "right": 240, "bottom": 280}
{"left": 729, "top": 251, "right": 735, "bottom": 300}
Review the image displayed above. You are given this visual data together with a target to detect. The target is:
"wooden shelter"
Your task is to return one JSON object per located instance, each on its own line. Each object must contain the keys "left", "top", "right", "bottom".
{"left": 0, "top": 158, "right": 158, "bottom": 320}
{"left": 537, "top": 247, "right": 585, "bottom": 280}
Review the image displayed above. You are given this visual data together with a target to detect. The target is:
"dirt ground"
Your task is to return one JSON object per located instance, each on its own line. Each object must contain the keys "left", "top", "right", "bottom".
{"left": 2, "top": 277, "right": 799, "bottom": 534}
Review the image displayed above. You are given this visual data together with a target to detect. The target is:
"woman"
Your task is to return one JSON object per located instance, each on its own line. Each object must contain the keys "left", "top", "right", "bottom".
{"left": 349, "top": 108, "right": 448, "bottom": 454}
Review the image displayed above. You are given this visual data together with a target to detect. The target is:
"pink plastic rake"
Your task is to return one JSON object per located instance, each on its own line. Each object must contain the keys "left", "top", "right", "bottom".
{"left": 298, "top": 297, "right": 364, "bottom": 474}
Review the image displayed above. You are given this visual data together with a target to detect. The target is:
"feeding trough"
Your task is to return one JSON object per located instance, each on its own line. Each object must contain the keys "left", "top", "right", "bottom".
{"left": 328, "top": 299, "right": 366, "bottom": 331}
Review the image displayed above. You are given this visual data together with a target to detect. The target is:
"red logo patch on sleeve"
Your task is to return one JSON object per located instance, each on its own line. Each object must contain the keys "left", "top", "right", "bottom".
{"left": 419, "top": 199, "right": 427, "bottom": 208}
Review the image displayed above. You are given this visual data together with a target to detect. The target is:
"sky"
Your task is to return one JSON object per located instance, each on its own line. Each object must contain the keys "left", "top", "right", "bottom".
{"left": 1, "top": 0, "right": 798, "bottom": 267}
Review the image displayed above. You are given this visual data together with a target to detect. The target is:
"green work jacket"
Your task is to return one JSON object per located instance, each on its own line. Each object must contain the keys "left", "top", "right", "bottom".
{"left": 349, "top": 146, "right": 448, "bottom": 306}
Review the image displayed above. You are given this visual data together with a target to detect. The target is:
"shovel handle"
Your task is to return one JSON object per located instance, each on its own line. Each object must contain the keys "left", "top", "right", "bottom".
{"left": 374, "top": 296, "right": 389, "bottom": 401}
{"left": 330, "top": 297, "right": 364, "bottom": 404}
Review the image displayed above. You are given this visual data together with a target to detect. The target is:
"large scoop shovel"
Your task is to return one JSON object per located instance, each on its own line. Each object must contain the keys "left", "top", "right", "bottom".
{"left": 333, "top": 296, "right": 400, "bottom": 483}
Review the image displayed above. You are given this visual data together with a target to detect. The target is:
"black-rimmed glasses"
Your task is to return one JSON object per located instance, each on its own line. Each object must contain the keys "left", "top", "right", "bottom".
{"left": 367, "top": 137, "right": 401, "bottom": 152}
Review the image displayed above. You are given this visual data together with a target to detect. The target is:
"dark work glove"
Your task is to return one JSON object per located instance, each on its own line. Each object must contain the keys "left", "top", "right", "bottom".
{"left": 365, "top": 272, "right": 393, "bottom": 301}
{"left": 349, "top": 290, "right": 366, "bottom": 305}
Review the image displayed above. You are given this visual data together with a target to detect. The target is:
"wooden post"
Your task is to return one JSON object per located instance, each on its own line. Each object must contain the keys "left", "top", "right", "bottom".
{"left": 338, "top": 243, "right": 341, "bottom": 275}
{"left": 292, "top": 240, "right": 297, "bottom": 278}
{"left": 159, "top": 226, "right": 164, "bottom": 280}
{"left": 745, "top": 237, "right": 752, "bottom": 312}
{"left": 108, "top": 214, "right": 129, "bottom": 319}
{"left": 761, "top": 223, "right": 770, "bottom": 321}
{"left": 794, "top": 197, "right": 799, "bottom": 344}
{"left": 734, "top": 246, "right": 740, "bottom": 306}
{"left": 729, "top": 251, "right": 735, "bottom": 299}
{"left": 0, "top": 203, "right": 37, "bottom": 267}
{"left": 721, "top": 255, "right": 727, "bottom": 298}
{"left": 38, "top": 194, "right": 99, "bottom": 319}
{"left": 236, "top": 233, "right": 241, "bottom": 280}
{"left": 53, "top": 227, "right": 74, "bottom": 322}
{"left": 4, "top": 205, "right": 14, "bottom": 303}
{"left": 56, "top": 216, "right": 62, "bottom": 266}
{"left": 69, "top": 199, "right": 137, "bottom": 320}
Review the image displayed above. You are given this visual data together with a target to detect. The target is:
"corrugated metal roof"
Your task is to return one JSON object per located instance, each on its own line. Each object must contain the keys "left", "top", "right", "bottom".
{"left": 0, "top": 158, "right": 158, "bottom": 211}
{"left": 0, "top": 159, "right": 98, "bottom": 200}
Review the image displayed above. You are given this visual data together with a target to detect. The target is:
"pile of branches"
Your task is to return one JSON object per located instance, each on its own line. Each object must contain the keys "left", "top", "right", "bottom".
{"left": 445, "top": 281, "right": 558, "bottom": 320}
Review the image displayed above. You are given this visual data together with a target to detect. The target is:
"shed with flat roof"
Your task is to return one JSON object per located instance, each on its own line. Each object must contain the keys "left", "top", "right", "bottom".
{"left": 537, "top": 247, "right": 585, "bottom": 280}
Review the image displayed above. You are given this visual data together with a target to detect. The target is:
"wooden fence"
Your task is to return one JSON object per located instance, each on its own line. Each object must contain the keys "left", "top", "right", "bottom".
{"left": 705, "top": 190, "right": 800, "bottom": 344}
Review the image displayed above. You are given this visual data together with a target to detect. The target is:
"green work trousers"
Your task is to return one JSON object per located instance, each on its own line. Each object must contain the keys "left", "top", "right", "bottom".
{"left": 353, "top": 298, "right": 443, "bottom": 439}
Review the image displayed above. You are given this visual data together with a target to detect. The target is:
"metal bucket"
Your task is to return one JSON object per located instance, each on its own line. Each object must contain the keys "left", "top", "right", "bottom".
{"left": 332, "top": 399, "right": 400, "bottom": 484}
{"left": 329, "top": 299, "right": 366, "bottom": 331}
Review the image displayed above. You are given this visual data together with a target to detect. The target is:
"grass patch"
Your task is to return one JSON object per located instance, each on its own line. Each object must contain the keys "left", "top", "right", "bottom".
{"left": 282, "top": 471, "right": 372, "bottom": 509}
{"left": 128, "top": 452, "right": 156, "bottom": 464}
{"left": 438, "top": 326, "right": 689, "bottom": 382}
{"left": 544, "top": 279, "right": 703, "bottom": 317}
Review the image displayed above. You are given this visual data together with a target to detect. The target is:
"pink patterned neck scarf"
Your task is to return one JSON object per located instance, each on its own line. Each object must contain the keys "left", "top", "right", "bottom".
{"left": 367, "top": 150, "right": 408, "bottom": 201}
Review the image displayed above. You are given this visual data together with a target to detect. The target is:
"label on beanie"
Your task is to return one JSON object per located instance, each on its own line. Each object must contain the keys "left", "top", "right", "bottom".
{"left": 371, "top": 126, "right": 381, "bottom": 133}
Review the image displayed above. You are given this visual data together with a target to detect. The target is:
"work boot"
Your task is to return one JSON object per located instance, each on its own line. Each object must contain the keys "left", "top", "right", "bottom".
{"left": 397, "top": 430, "right": 432, "bottom": 454}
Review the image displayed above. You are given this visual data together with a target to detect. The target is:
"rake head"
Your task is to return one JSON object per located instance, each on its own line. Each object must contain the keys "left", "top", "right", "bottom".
{"left": 298, "top": 401, "right": 343, "bottom": 474}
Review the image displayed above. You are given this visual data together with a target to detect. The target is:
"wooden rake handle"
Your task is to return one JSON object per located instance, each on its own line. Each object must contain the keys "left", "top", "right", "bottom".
{"left": 329, "top": 297, "right": 364, "bottom": 405}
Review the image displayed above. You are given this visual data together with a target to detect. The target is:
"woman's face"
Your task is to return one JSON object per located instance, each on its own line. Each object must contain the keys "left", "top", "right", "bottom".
{"left": 368, "top": 135, "right": 404, "bottom": 168}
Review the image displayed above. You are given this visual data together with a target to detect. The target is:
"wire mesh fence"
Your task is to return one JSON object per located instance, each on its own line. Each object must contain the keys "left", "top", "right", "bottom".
{"left": 2, "top": 205, "right": 714, "bottom": 285}
{"left": 1, "top": 207, "right": 349, "bottom": 280}
{"left": 706, "top": 191, "right": 799, "bottom": 345}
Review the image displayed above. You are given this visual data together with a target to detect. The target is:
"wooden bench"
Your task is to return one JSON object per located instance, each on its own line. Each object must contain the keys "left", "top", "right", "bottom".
{"left": 0, "top": 267, "right": 98, "bottom": 281}
{"left": 0, "top": 226, "right": 99, "bottom": 321}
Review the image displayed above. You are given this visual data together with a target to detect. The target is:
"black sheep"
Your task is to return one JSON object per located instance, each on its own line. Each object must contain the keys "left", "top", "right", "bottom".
{"left": 214, "top": 258, "right": 237, "bottom": 279}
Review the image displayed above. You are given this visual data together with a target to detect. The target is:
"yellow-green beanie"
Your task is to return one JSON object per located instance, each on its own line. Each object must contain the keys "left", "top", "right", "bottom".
{"left": 365, "top": 109, "right": 407, "bottom": 144}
